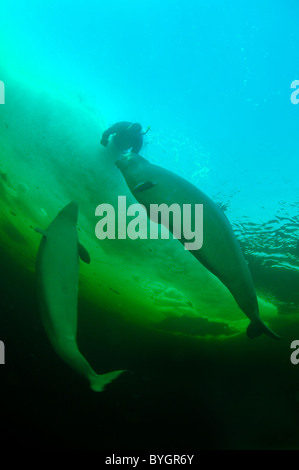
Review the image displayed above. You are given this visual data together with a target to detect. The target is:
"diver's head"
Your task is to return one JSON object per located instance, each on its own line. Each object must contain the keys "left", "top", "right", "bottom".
{"left": 128, "top": 123, "right": 142, "bottom": 134}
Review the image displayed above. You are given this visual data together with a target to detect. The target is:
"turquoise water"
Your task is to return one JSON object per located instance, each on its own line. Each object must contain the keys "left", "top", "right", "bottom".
{"left": 0, "top": 0, "right": 298, "bottom": 450}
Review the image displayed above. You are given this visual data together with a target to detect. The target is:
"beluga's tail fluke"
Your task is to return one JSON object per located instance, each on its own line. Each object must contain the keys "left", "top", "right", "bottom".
{"left": 89, "top": 370, "right": 126, "bottom": 392}
{"left": 246, "top": 320, "right": 281, "bottom": 340}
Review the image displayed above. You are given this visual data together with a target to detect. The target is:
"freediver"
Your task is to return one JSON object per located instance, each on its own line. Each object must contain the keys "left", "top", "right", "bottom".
{"left": 100, "top": 122, "right": 150, "bottom": 154}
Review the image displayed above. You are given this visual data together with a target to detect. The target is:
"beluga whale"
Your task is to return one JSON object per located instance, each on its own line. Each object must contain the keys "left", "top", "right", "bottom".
{"left": 35, "top": 201, "right": 125, "bottom": 391}
{"left": 116, "top": 154, "right": 280, "bottom": 340}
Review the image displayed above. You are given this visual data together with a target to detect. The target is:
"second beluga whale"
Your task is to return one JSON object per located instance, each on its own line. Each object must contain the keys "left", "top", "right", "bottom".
{"left": 36, "top": 201, "right": 126, "bottom": 391}
{"left": 116, "top": 154, "right": 280, "bottom": 340}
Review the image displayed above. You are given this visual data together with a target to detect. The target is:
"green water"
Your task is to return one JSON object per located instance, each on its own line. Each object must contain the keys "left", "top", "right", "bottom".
{"left": 0, "top": 65, "right": 298, "bottom": 450}
{"left": 0, "top": 67, "right": 282, "bottom": 334}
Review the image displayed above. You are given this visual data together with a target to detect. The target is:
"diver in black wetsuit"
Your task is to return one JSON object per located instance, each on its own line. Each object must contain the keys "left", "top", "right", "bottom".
{"left": 100, "top": 121, "right": 149, "bottom": 154}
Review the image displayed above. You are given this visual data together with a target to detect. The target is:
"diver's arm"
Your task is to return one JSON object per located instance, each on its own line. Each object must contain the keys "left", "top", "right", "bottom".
{"left": 100, "top": 129, "right": 112, "bottom": 146}
{"left": 101, "top": 122, "right": 131, "bottom": 146}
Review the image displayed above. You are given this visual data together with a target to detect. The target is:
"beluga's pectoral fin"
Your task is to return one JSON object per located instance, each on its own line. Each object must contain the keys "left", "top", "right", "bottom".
{"left": 78, "top": 242, "right": 91, "bottom": 264}
{"left": 35, "top": 228, "right": 47, "bottom": 237}
{"left": 133, "top": 181, "right": 157, "bottom": 193}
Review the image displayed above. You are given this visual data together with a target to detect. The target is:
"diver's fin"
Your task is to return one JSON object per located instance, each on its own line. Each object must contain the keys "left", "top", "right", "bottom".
{"left": 89, "top": 370, "right": 126, "bottom": 392}
{"left": 133, "top": 181, "right": 157, "bottom": 193}
{"left": 246, "top": 320, "right": 281, "bottom": 340}
{"left": 78, "top": 242, "right": 91, "bottom": 264}
{"left": 35, "top": 228, "right": 47, "bottom": 237}
{"left": 141, "top": 125, "right": 151, "bottom": 135}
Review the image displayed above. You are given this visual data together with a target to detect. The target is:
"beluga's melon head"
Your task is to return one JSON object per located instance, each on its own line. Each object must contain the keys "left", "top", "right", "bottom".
{"left": 55, "top": 200, "right": 79, "bottom": 225}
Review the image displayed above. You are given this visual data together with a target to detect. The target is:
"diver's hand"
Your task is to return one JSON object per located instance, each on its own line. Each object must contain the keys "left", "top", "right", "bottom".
{"left": 101, "top": 138, "right": 108, "bottom": 147}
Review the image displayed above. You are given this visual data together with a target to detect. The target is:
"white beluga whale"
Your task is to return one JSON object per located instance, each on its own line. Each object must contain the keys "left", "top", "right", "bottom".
{"left": 36, "top": 201, "right": 125, "bottom": 391}
{"left": 116, "top": 154, "right": 280, "bottom": 340}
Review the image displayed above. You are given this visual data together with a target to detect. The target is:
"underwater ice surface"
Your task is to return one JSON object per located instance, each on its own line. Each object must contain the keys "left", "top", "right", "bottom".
{"left": 0, "top": 66, "right": 290, "bottom": 339}
{"left": 0, "top": 0, "right": 298, "bottom": 450}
